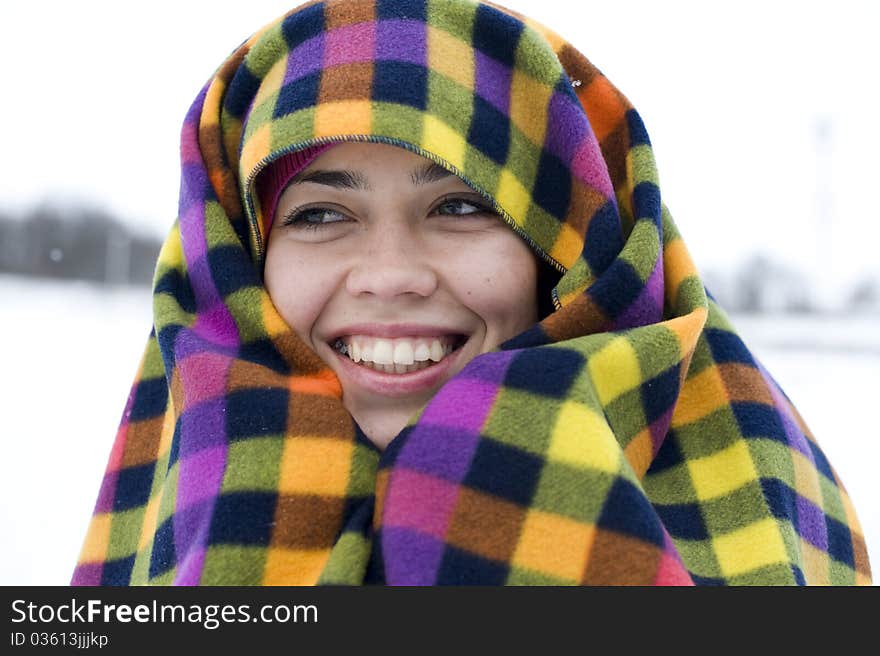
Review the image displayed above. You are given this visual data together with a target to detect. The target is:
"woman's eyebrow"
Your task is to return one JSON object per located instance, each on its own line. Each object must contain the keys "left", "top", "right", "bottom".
{"left": 291, "top": 169, "right": 371, "bottom": 190}
{"left": 288, "top": 161, "right": 452, "bottom": 190}
{"left": 411, "top": 161, "right": 453, "bottom": 186}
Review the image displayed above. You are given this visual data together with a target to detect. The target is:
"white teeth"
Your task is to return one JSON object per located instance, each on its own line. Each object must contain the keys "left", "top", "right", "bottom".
{"left": 335, "top": 335, "right": 462, "bottom": 367}
{"left": 414, "top": 343, "right": 431, "bottom": 362}
{"left": 372, "top": 340, "right": 394, "bottom": 365}
{"left": 429, "top": 340, "right": 444, "bottom": 362}
{"left": 393, "top": 341, "right": 415, "bottom": 365}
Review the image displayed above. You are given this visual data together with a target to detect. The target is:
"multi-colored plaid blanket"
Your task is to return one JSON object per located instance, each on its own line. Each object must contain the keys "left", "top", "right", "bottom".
{"left": 72, "top": 0, "right": 870, "bottom": 585}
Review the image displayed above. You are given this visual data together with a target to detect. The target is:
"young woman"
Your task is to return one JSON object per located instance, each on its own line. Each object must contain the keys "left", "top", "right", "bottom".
{"left": 72, "top": 0, "right": 870, "bottom": 585}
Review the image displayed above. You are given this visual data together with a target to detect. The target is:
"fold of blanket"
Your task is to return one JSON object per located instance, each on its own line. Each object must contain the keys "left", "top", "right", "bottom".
{"left": 72, "top": 0, "right": 871, "bottom": 585}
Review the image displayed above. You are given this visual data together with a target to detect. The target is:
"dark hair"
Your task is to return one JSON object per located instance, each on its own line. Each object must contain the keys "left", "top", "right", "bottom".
{"left": 536, "top": 259, "right": 560, "bottom": 320}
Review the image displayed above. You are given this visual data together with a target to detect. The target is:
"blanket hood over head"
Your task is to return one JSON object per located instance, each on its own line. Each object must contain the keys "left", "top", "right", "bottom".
{"left": 73, "top": 0, "right": 870, "bottom": 585}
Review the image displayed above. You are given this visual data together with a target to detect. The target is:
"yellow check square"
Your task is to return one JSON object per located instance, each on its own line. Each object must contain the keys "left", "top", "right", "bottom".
{"left": 422, "top": 115, "right": 466, "bottom": 170}
{"left": 714, "top": 517, "right": 789, "bottom": 577}
{"left": 687, "top": 440, "right": 759, "bottom": 501}
{"left": 588, "top": 336, "right": 642, "bottom": 405}
{"left": 495, "top": 169, "right": 530, "bottom": 225}
{"left": 548, "top": 401, "right": 619, "bottom": 472}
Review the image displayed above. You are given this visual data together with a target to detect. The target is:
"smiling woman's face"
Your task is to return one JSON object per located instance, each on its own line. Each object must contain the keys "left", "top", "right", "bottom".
{"left": 264, "top": 142, "right": 539, "bottom": 449}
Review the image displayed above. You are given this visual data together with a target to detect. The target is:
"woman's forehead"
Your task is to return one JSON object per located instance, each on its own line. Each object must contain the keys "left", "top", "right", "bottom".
{"left": 301, "top": 142, "right": 442, "bottom": 170}
{"left": 293, "top": 142, "right": 463, "bottom": 189}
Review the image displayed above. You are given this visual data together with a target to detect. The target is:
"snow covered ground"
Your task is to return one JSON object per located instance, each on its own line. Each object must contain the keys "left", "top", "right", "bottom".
{"left": 1, "top": 276, "right": 877, "bottom": 585}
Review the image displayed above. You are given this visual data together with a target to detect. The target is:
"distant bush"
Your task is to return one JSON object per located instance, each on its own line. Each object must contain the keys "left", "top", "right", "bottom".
{"left": 0, "top": 204, "right": 161, "bottom": 286}
{"left": 704, "top": 253, "right": 880, "bottom": 315}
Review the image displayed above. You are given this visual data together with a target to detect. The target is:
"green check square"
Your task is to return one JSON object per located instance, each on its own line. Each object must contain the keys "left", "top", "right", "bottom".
{"left": 644, "top": 461, "right": 698, "bottom": 505}
{"left": 483, "top": 388, "right": 557, "bottom": 455}
{"left": 107, "top": 507, "right": 147, "bottom": 561}
{"left": 506, "top": 566, "right": 573, "bottom": 586}
{"left": 532, "top": 461, "right": 614, "bottom": 523}
{"left": 675, "top": 405, "right": 742, "bottom": 459}
{"left": 700, "top": 481, "right": 767, "bottom": 536}
{"left": 604, "top": 387, "right": 647, "bottom": 448}
{"left": 222, "top": 436, "right": 285, "bottom": 493}
{"left": 200, "top": 545, "right": 268, "bottom": 585}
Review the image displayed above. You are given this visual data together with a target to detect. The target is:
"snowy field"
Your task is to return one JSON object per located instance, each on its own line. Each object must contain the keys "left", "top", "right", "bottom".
{"left": 1, "top": 275, "right": 877, "bottom": 585}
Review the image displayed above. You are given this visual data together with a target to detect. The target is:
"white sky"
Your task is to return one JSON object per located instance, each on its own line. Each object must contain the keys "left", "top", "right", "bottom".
{"left": 1, "top": 0, "right": 878, "bottom": 288}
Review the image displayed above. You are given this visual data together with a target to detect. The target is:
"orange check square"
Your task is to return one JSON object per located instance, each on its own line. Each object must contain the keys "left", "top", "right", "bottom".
{"left": 513, "top": 510, "right": 594, "bottom": 582}
{"left": 278, "top": 436, "right": 353, "bottom": 496}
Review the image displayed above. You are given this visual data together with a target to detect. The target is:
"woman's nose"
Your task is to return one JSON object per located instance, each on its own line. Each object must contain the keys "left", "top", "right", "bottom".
{"left": 345, "top": 226, "right": 439, "bottom": 299}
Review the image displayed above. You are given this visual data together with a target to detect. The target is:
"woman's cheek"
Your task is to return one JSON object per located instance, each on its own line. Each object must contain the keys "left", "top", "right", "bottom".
{"left": 456, "top": 264, "right": 536, "bottom": 327}
{"left": 265, "top": 247, "right": 329, "bottom": 337}
{"left": 478, "top": 237, "right": 539, "bottom": 299}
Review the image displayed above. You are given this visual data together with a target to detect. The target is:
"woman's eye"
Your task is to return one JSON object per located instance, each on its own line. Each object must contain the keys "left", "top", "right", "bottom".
{"left": 281, "top": 206, "right": 348, "bottom": 230}
{"left": 433, "top": 198, "right": 496, "bottom": 217}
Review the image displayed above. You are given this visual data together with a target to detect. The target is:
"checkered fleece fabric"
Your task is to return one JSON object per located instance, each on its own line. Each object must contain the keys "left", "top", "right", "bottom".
{"left": 72, "top": 0, "right": 870, "bottom": 585}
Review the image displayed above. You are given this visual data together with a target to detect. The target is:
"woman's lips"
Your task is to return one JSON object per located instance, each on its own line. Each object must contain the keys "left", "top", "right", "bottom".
{"left": 330, "top": 341, "right": 467, "bottom": 397}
